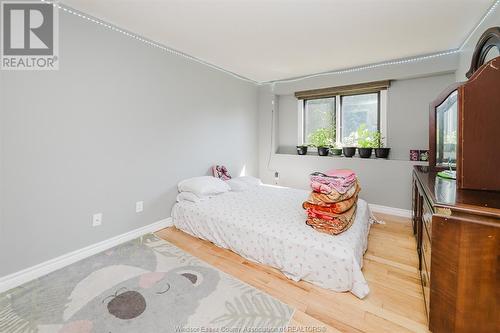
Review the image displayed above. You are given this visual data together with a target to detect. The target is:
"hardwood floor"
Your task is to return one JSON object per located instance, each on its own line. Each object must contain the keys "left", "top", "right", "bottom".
{"left": 155, "top": 213, "right": 428, "bottom": 333}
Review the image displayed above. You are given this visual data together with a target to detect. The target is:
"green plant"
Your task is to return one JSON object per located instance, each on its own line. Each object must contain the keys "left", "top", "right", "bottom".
{"left": 330, "top": 142, "right": 341, "bottom": 149}
{"left": 342, "top": 133, "right": 357, "bottom": 147}
{"left": 355, "top": 124, "right": 378, "bottom": 148}
{"left": 308, "top": 128, "right": 333, "bottom": 148}
{"left": 373, "top": 131, "right": 385, "bottom": 148}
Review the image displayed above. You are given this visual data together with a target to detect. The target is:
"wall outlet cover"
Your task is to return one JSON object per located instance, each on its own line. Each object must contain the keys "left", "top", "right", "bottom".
{"left": 92, "top": 213, "right": 102, "bottom": 227}
{"left": 136, "top": 201, "right": 144, "bottom": 213}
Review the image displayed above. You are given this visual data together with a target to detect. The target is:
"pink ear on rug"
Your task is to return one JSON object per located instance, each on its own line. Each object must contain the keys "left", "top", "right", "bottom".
{"left": 58, "top": 320, "right": 93, "bottom": 333}
{"left": 139, "top": 272, "right": 167, "bottom": 289}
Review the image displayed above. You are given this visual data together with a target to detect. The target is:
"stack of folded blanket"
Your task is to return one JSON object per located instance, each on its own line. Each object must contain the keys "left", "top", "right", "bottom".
{"left": 303, "top": 169, "right": 360, "bottom": 235}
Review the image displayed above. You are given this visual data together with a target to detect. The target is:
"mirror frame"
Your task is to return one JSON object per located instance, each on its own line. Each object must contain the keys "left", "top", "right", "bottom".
{"left": 466, "top": 27, "right": 500, "bottom": 78}
{"left": 429, "top": 83, "right": 461, "bottom": 168}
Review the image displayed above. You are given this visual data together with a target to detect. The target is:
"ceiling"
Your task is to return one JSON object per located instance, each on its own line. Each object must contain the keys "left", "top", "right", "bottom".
{"left": 61, "top": 0, "right": 494, "bottom": 83}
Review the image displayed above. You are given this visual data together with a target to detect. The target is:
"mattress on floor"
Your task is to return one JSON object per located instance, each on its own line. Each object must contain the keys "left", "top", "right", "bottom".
{"left": 171, "top": 184, "right": 373, "bottom": 298}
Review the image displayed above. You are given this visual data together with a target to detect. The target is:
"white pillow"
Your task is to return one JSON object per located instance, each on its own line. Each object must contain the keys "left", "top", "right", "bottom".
{"left": 236, "top": 176, "right": 262, "bottom": 186}
{"left": 178, "top": 176, "right": 230, "bottom": 196}
{"left": 226, "top": 178, "right": 249, "bottom": 192}
{"left": 176, "top": 192, "right": 205, "bottom": 203}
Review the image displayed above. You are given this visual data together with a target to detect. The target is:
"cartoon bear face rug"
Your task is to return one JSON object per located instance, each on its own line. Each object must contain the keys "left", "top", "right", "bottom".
{"left": 0, "top": 234, "right": 294, "bottom": 332}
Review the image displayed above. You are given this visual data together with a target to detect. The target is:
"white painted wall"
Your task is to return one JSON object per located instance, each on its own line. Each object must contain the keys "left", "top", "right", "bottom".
{"left": 386, "top": 74, "right": 456, "bottom": 160}
{"left": 265, "top": 154, "right": 427, "bottom": 210}
{"left": 0, "top": 11, "right": 259, "bottom": 277}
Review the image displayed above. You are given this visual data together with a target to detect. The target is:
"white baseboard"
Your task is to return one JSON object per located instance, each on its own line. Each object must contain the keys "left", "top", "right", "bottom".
{"left": 0, "top": 217, "right": 173, "bottom": 294}
{"left": 369, "top": 204, "right": 411, "bottom": 219}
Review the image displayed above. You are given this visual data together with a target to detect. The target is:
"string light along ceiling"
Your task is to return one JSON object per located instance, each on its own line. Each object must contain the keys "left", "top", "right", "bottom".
{"left": 41, "top": 0, "right": 499, "bottom": 85}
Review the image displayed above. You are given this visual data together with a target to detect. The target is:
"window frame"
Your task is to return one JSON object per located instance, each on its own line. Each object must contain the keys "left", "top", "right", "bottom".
{"left": 339, "top": 91, "right": 381, "bottom": 143}
{"left": 299, "top": 89, "right": 387, "bottom": 146}
{"left": 301, "top": 96, "right": 336, "bottom": 147}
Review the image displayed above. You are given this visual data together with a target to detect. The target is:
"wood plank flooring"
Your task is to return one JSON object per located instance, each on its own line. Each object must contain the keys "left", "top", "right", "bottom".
{"left": 155, "top": 213, "right": 429, "bottom": 333}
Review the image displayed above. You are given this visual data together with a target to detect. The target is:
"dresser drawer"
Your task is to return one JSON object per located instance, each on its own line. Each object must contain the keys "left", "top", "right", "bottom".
{"left": 422, "top": 199, "right": 433, "bottom": 239}
{"left": 422, "top": 226, "right": 432, "bottom": 279}
{"left": 421, "top": 201, "right": 432, "bottom": 320}
{"left": 421, "top": 258, "right": 431, "bottom": 319}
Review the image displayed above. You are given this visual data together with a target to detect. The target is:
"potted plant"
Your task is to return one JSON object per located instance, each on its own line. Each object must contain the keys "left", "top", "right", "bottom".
{"left": 330, "top": 143, "right": 343, "bottom": 156}
{"left": 296, "top": 144, "right": 308, "bottom": 155}
{"left": 358, "top": 143, "right": 374, "bottom": 158}
{"left": 373, "top": 132, "right": 391, "bottom": 158}
{"left": 342, "top": 133, "right": 357, "bottom": 157}
{"left": 317, "top": 145, "right": 330, "bottom": 156}
{"left": 308, "top": 128, "right": 333, "bottom": 156}
{"left": 356, "top": 124, "right": 377, "bottom": 158}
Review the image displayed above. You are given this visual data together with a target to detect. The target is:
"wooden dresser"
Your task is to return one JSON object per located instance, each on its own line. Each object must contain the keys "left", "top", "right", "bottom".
{"left": 412, "top": 166, "right": 500, "bottom": 333}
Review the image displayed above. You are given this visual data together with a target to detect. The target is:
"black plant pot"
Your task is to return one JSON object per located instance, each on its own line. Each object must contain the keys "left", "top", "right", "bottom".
{"left": 375, "top": 147, "right": 391, "bottom": 158}
{"left": 317, "top": 147, "right": 330, "bottom": 156}
{"left": 343, "top": 147, "right": 356, "bottom": 157}
{"left": 358, "top": 148, "right": 373, "bottom": 158}
{"left": 296, "top": 146, "right": 308, "bottom": 155}
{"left": 331, "top": 148, "right": 342, "bottom": 156}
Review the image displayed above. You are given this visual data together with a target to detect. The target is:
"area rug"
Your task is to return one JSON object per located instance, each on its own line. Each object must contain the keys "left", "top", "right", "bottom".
{"left": 0, "top": 234, "right": 294, "bottom": 333}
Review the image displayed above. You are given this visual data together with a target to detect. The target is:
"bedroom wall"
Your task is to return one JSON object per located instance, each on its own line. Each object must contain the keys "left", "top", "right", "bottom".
{"left": 259, "top": 57, "right": 458, "bottom": 211}
{"left": 0, "top": 10, "right": 258, "bottom": 277}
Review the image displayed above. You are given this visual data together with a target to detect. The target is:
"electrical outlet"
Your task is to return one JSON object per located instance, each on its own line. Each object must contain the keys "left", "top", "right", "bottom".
{"left": 92, "top": 213, "right": 102, "bottom": 227}
{"left": 136, "top": 201, "right": 144, "bottom": 213}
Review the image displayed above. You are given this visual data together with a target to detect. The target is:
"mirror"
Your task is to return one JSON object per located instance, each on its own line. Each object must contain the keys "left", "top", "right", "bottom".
{"left": 435, "top": 90, "right": 457, "bottom": 168}
{"left": 484, "top": 46, "right": 499, "bottom": 63}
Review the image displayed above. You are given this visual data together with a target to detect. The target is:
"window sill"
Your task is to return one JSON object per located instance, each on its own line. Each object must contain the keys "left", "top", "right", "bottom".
{"left": 274, "top": 150, "right": 429, "bottom": 165}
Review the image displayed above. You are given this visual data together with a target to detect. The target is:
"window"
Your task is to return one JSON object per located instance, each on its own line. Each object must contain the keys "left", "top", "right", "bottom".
{"left": 296, "top": 81, "right": 389, "bottom": 146}
{"left": 303, "top": 97, "right": 336, "bottom": 146}
{"left": 340, "top": 93, "right": 379, "bottom": 141}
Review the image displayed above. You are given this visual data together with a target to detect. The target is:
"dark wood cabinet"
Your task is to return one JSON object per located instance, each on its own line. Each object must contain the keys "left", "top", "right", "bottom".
{"left": 412, "top": 27, "right": 500, "bottom": 332}
{"left": 412, "top": 166, "right": 500, "bottom": 333}
{"left": 428, "top": 28, "right": 500, "bottom": 192}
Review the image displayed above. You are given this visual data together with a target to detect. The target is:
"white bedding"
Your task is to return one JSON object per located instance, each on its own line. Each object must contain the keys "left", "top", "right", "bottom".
{"left": 171, "top": 184, "right": 373, "bottom": 298}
